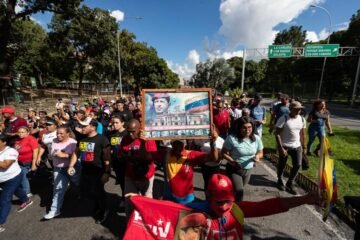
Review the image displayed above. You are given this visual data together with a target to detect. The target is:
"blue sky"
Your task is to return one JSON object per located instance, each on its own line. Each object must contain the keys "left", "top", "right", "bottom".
{"left": 31, "top": 0, "right": 359, "bottom": 79}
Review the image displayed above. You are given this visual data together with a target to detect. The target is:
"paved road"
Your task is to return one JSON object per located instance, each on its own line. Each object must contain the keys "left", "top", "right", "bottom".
{"left": 263, "top": 100, "right": 360, "bottom": 130}
{"left": 2, "top": 160, "right": 354, "bottom": 240}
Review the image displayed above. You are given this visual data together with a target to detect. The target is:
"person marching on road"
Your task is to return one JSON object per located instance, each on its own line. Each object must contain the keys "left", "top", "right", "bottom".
{"left": 76, "top": 117, "right": 112, "bottom": 224}
{"left": 275, "top": 101, "right": 306, "bottom": 195}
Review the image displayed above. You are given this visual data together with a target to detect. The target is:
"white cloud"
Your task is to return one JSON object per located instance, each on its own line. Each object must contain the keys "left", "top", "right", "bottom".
{"left": 110, "top": 10, "right": 124, "bottom": 22}
{"left": 318, "top": 28, "right": 330, "bottom": 40}
{"left": 219, "top": 0, "right": 322, "bottom": 48}
{"left": 306, "top": 31, "right": 319, "bottom": 42}
{"left": 187, "top": 50, "right": 200, "bottom": 66}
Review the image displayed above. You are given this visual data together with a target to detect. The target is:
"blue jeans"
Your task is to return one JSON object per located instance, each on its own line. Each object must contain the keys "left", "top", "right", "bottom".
{"left": 307, "top": 123, "right": 325, "bottom": 153}
{"left": 49, "top": 163, "right": 81, "bottom": 214}
{"left": 19, "top": 163, "right": 31, "bottom": 195}
{"left": 0, "top": 173, "right": 29, "bottom": 224}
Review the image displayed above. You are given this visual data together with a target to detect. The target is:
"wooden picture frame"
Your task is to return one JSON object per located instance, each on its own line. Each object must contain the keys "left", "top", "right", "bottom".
{"left": 142, "top": 88, "right": 213, "bottom": 140}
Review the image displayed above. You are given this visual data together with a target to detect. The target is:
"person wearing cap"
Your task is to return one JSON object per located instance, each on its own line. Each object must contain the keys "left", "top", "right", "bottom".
{"left": 37, "top": 118, "right": 58, "bottom": 169}
{"left": 0, "top": 106, "right": 27, "bottom": 142}
{"left": 124, "top": 173, "right": 322, "bottom": 239}
{"left": 249, "top": 94, "right": 266, "bottom": 138}
{"left": 152, "top": 125, "right": 219, "bottom": 205}
{"left": 176, "top": 212, "right": 207, "bottom": 240}
{"left": 113, "top": 99, "right": 133, "bottom": 123}
{"left": 275, "top": 101, "right": 306, "bottom": 195}
{"left": 213, "top": 98, "right": 231, "bottom": 140}
{"left": 75, "top": 117, "right": 112, "bottom": 224}
{"left": 118, "top": 119, "right": 157, "bottom": 218}
{"left": 151, "top": 93, "right": 170, "bottom": 115}
{"left": 269, "top": 94, "right": 290, "bottom": 134}
{"left": 221, "top": 116, "right": 263, "bottom": 201}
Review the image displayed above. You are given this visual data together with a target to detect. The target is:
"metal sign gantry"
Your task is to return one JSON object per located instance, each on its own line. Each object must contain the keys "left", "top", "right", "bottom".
{"left": 241, "top": 46, "right": 360, "bottom": 106}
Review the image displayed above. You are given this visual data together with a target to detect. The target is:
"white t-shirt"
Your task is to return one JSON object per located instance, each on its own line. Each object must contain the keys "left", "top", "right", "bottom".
{"left": 276, "top": 115, "right": 306, "bottom": 148}
{"left": 0, "top": 147, "right": 21, "bottom": 183}
{"left": 194, "top": 137, "right": 224, "bottom": 167}
{"left": 42, "top": 131, "right": 57, "bottom": 159}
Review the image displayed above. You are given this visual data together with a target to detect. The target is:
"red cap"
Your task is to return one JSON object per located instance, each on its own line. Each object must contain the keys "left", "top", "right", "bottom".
{"left": 1, "top": 106, "right": 15, "bottom": 114}
{"left": 178, "top": 213, "right": 207, "bottom": 228}
{"left": 153, "top": 93, "right": 170, "bottom": 99}
{"left": 207, "top": 174, "right": 235, "bottom": 201}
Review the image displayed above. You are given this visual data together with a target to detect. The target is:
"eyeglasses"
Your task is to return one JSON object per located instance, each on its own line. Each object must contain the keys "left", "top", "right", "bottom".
{"left": 215, "top": 200, "right": 233, "bottom": 206}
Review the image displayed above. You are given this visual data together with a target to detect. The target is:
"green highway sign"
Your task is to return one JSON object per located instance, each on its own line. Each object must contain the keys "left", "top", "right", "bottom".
{"left": 268, "top": 45, "right": 292, "bottom": 58}
{"left": 305, "top": 44, "right": 339, "bottom": 57}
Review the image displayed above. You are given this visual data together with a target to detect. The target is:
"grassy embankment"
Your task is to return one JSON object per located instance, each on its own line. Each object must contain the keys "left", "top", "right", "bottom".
{"left": 261, "top": 113, "right": 360, "bottom": 202}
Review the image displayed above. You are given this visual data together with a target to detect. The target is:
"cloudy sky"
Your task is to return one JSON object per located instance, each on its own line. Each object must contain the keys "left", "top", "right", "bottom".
{"left": 32, "top": 0, "right": 359, "bottom": 79}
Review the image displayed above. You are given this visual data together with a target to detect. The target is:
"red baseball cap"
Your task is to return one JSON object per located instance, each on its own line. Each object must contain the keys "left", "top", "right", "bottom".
{"left": 1, "top": 106, "right": 15, "bottom": 114}
{"left": 207, "top": 174, "right": 235, "bottom": 201}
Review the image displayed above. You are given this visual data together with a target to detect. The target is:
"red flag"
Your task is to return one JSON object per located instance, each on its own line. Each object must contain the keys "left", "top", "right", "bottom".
{"left": 124, "top": 196, "right": 192, "bottom": 240}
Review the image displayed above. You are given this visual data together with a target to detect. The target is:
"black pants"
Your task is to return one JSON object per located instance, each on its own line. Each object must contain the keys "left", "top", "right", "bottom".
{"left": 81, "top": 168, "right": 107, "bottom": 214}
{"left": 201, "top": 164, "right": 220, "bottom": 195}
{"left": 226, "top": 164, "right": 252, "bottom": 201}
{"left": 113, "top": 159, "right": 126, "bottom": 200}
{"left": 277, "top": 146, "right": 302, "bottom": 186}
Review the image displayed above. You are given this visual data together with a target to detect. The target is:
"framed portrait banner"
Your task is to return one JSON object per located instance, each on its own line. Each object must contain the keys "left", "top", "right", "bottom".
{"left": 142, "top": 88, "right": 213, "bottom": 140}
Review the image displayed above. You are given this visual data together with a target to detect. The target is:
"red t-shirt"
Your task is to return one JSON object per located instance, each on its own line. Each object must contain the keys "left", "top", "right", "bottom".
{"left": 4, "top": 117, "right": 28, "bottom": 133}
{"left": 14, "top": 135, "right": 39, "bottom": 163}
{"left": 213, "top": 109, "right": 230, "bottom": 136}
{"left": 120, "top": 135, "right": 157, "bottom": 180}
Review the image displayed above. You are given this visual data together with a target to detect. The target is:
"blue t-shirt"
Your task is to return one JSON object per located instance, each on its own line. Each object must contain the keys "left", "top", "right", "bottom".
{"left": 250, "top": 105, "right": 266, "bottom": 129}
{"left": 223, "top": 134, "right": 264, "bottom": 169}
{"left": 274, "top": 104, "right": 290, "bottom": 124}
{"left": 96, "top": 121, "right": 103, "bottom": 135}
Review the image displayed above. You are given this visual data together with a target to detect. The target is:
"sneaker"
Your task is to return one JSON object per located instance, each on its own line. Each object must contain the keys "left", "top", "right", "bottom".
{"left": 17, "top": 199, "right": 33, "bottom": 212}
{"left": 43, "top": 211, "right": 61, "bottom": 220}
{"left": 95, "top": 209, "right": 109, "bottom": 224}
{"left": 286, "top": 183, "right": 297, "bottom": 195}
{"left": 27, "top": 193, "right": 33, "bottom": 198}
{"left": 0, "top": 225, "right": 5, "bottom": 233}
{"left": 277, "top": 179, "right": 285, "bottom": 191}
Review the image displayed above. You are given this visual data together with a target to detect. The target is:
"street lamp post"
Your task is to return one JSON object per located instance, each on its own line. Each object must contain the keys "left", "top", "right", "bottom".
{"left": 116, "top": 17, "right": 142, "bottom": 97}
{"left": 117, "top": 30, "right": 122, "bottom": 96}
{"left": 311, "top": 5, "right": 332, "bottom": 99}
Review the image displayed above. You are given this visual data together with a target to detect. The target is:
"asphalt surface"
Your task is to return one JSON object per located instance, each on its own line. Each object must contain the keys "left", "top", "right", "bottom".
{"left": 263, "top": 100, "right": 360, "bottom": 130}
{"left": 1, "top": 160, "right": 355, "bottom": 240}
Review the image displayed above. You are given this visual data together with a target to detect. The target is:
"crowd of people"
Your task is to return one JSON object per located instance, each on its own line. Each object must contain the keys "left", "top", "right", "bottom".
{"left": 0, "top": 92, "right": 329, "bottom": 237}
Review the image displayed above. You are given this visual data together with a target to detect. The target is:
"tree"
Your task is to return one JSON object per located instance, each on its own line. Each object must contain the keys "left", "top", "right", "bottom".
{"left": 191, "top": 58, "right": 235, "bottom": 94}
{"left": 9, "top": 19, "right": 47, "bottom": 86}
{"left": 0, "top": 0, "right": 82, "bottom": 74}
{"left": 48, "top": 6, "right": 118, "bottom": 94}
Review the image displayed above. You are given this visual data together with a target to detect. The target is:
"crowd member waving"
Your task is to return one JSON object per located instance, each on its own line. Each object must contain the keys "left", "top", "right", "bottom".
{"left": 221, "top": 116, "right": 264, "bottom": 201}
{"left": 43, "top": 125, "right": 80, "bottom": 220}
{"left": 14, "top": 126, "right": 39, "bottom": 197}
{"left": 0, "top": 134, "right": 33, "bottom": 233}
